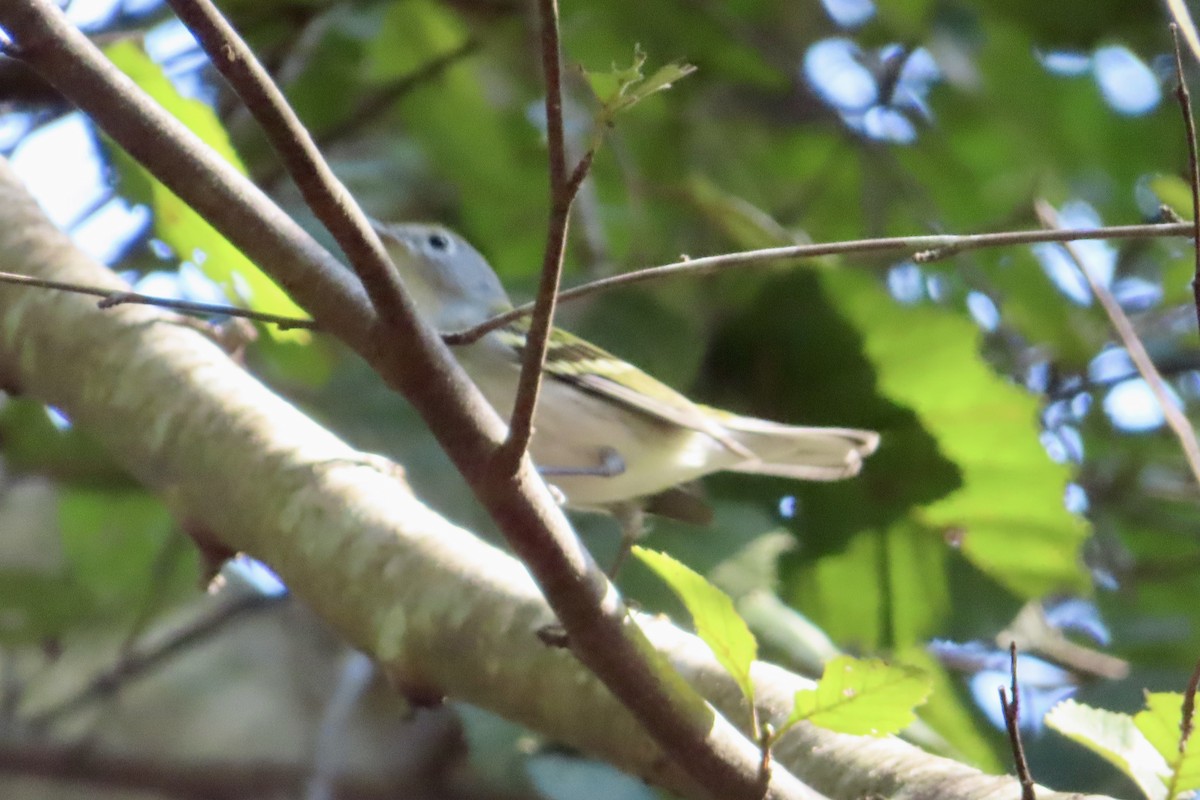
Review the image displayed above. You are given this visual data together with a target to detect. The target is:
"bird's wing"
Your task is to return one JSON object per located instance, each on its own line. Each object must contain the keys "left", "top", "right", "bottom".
{"left": 492, "top": 322, "right": 752, "bottom": 457}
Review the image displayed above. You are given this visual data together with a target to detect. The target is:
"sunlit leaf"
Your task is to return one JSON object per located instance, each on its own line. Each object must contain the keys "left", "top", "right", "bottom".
{"left": 1135, "top": 692, "right": 1200, "bottom": 799}
{"left": 821, "top": 266, "right": 1090, "bottom": 596}
{"left": 585, "top": 45, "right": 697, "bottom": 126}
{"left": 1047, "top": 699, "right": 1169, "bottom": 800}
{"left": 783, "top": 655, "right": 931, "bottom": 737}
{"left": 634, "top": 546, "right": 758, "bottom": 708}
{"left": 583, "top": 44, "right": 648, "bottom": 105}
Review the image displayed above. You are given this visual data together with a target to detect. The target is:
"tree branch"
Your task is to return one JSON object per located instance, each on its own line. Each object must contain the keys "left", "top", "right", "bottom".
{"left": 443, "top": 221, "right": 1192, "bottom": 345}
{"left": 1036, "top": 201, "right": 1200, "bottom": 486}
{"left": 0, "top": 160, "right": 1109, "bottom": 800}
{"left": 0, "top": 4, "right": 805, "bottom": 797}
{"left": 0, "top": 269, "right": 316, "bottom": 328}
{"left": 25, "top": 591, "right": 284, "bottom": 731}
{"left": 0, "top": 739, "right": 420, "bottom": 800}
{"left": 495, "top": 0, "right": 593, "bottom": 473}
{"left": 1169, "top": 23, "right": 1200, "bottom": 333}
{"left": 164, "top": 0, "right": 410, "bottom": 331}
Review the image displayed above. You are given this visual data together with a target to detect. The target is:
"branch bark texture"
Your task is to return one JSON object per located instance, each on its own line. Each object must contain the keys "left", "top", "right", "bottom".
{"left": 0, "top": 157, "right": 1109, "bottom": 800}
{"left": 0, "top": 3, "right": 798, "bottom": 796}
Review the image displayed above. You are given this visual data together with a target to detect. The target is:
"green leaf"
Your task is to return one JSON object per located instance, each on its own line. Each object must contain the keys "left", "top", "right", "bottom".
{"left": 102, "top": 40, "right": 308, "bottom": 341}
{"left": 583, "top": 44, "right": 648, "bottom": 105}
{"left": 784, "top": 655, "right": 931, "bottom": 737}
{"left": 1047, "top": 699, "right": 1169, "bottom": 800}
{"left": 367, "top": 0, "right": 548, "bottom": 276}
{"left": 58, "top": 488, "right": 196, "bottom": 614}
{"left": 822, "top": 267, "right": 1091, "bottom": 597}
{"left": 585, "top": 45, "right": 697, "bottom": 124}
{"left": 633, "top": 546, "right": 758, "bottom": 707}
{"left": 697, "top": 185, "right": 1087, "bottom": 610}
{"left": 1147, "top": 174, "right": 1194, "bottom": 220}
{"left": 0, "top": 399, "right": 129, "bottom": 487}
{"left": 0, "top": 570, "right": 93, "bottom": 645}
{"left": 1135, "top": 692, "right": 1200, "bottom": 799}
{"left": 619, "top": 61, "right": 697, "bottom": 109}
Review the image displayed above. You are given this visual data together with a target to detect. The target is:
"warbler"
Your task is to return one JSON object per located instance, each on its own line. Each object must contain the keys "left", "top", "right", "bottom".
{"left": 374, "top": 222, "right": 879, "bottom": 553}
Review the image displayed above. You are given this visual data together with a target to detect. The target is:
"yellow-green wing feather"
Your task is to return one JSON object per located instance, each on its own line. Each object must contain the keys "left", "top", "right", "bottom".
{"left": 494, "top": 322, "right": 750, "bottom": 455}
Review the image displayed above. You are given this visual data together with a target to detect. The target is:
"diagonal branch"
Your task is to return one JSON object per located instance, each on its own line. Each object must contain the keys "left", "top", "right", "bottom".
{"left": 164, "top": 0, "right": 409, "bottom": 330}
{"left": 1036, "top": 200, "right": 1200, "bottom": 487}
{"left": 1168, "top": 23, "right": 1200, "bottom": 333}
{"left": 0, "top": 4, "right": 810, "bottom": 798}
{"left": 0, "top": 168, "right": 1100, "bottom": 800}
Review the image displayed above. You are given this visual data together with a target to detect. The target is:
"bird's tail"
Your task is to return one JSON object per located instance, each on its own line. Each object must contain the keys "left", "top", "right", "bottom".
{"left": 703, "top": 407, "right": 880, "bottom": 481}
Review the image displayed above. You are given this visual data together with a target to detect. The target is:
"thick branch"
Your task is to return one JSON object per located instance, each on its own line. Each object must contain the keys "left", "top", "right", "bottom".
{"left": 0, "top": 4, "right": 805, "bottom": 796}
{"left": 0, "top": 155, "right": 1108, "bottom": 800}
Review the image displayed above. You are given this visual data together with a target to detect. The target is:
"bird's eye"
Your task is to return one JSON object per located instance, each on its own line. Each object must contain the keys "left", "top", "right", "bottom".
{"left": 427, "top": 233, "right": 450, "bottom": 252}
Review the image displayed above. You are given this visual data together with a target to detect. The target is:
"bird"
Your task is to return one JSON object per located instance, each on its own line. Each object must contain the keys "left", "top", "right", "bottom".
{"left": 374, "top": 221, "right": 879, "bottom": 568}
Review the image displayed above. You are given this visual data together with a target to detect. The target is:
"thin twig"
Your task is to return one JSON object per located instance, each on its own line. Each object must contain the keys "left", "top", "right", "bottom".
{"left": 1170, "top": 24, "right": 1200, "bottom": 333}
{"left": 494, "top": 0, "right": 590, "bottom": 473}
{"left": 443, "top": 221, "right": 1192, "bottom": 345}
{"left": 1180, "top": 656, "right": 1200, "bottom": 752}
{"left": 165, "top": 0, "right": 411, "bottom": 329}
{"left": 26, "top": 592, "right": 283, "bottom": 731}
{"left": 3, "top": 220, "right": 1192, "bottom": 342}
{"left": 998, "top": 643, "right": 1037, "bottom": 800}
{"left": 2, "top": 6, "right": 820, "bottom": 795}
{"left": 0, "top": 270, "right": 317, "bottom": 329}
{"left": 1167, "top": 0, "right": 1200, "bottom": 66}
{"left": 1036, "top": 201, "right": 1200, "bottom": 487}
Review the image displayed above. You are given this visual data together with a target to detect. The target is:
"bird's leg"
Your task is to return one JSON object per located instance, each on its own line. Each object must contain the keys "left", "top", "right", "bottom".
{"left": 608, "top": 503, "right": 646, "bottom": 578}
{"left": 534, "top": 447, "right": 640, "bottom": 577}
{"left": 537, "top": 446, "right": 626, "bottom": 478}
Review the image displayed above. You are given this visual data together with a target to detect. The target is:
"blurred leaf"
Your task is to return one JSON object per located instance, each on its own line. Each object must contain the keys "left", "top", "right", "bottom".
{"left": 705, "top": 226, "right": 1083, "bottom": 650}
{"left": 102, "top": 40, "right": 308, "bottom": 341}
{"left": 0, "top": 570, "right": 92, "bottom": 645}
{"left": 1147, "top": 175, "right": 1194, "bottom": 220}
{"left": 782, "top": 654, "right": 931, "bottom": 737}
{"left": 368, "top": 0, "right": 547, "bottom": 272}
{"left": 987, "top": 249, "right": 1103, "bottom": 368}
{"left": 634, "top": 546, "right": 758, "bottom": 710}
{"left": 1047, "top": 699, "right": 1169, "bottom": 800}
{"left": 58, "top": 488, "right": 196, "bottom": 614}
{"left": 0, "top": 399, "right": 130, "bottom": 487}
